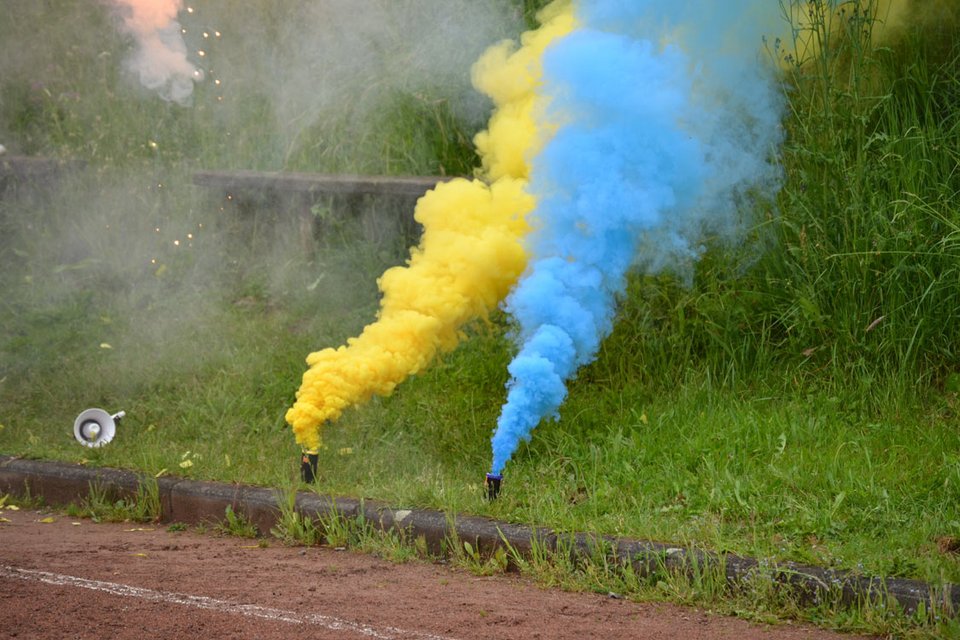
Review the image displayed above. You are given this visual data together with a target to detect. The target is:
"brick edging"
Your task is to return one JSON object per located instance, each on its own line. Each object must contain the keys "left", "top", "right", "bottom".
{"left": 1, "top": 455, "right": 954, "bottom": 616}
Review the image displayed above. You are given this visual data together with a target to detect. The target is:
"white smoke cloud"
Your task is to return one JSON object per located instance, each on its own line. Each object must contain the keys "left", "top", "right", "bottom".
{"left": 198, "top": 0, "right": 523, "bottom": 159}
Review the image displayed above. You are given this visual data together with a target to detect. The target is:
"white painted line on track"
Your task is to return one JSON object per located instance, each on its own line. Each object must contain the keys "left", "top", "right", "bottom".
{"left": 1, "top": 564, "right": 458, "bottom": 640}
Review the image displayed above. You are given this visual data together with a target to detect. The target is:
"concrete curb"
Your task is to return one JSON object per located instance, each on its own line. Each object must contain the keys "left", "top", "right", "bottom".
{"left": 1, "top": 455, "right": 956, "bottom": 616}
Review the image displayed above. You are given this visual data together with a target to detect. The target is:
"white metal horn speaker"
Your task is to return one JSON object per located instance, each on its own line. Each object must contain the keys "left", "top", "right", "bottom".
{"left": 73, "top": 408, "right": 125, "bottom": 448}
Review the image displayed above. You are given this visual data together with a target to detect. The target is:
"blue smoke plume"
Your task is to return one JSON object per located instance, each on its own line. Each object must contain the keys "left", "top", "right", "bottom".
{"left": 489, "top": 0, "right": 784, "bottom": 476}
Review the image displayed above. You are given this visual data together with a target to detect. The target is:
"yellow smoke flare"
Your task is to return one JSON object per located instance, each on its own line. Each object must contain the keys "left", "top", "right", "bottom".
{"left": 780, "top": 0, "right": 916, "bottom": 67}
{"left": 286, "top": 2, "right": 576, "bottom": 451}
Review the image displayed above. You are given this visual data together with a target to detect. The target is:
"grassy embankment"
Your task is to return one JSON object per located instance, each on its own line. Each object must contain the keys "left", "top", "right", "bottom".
{"left": 2, "top": 1, "right": 960, "bottom": 636}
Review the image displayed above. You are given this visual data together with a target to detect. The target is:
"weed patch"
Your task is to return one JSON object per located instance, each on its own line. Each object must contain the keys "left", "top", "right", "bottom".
{"left": 215, "top": 505, "right": 259, "bottom": 538}
{"left": 65, "top": 479, "right": 160, "bottom": 524}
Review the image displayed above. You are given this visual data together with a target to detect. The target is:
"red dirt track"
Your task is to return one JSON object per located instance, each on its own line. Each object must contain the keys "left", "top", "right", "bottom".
{"left": 0, "top": 508, "right": 872, "bottom": 639}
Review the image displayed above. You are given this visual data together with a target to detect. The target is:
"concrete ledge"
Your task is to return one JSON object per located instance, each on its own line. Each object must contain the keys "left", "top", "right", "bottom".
{"left": 1, "top": 455, "right": 955, "bottom": 617}
{"left": 192, "top": 169, "right": 452, "bottom": 198}
{"left": 0, "top": 457, "right": 141, "bottom": 505}
{"left": 0, "top": 155, "right": 83, "bottom": 185}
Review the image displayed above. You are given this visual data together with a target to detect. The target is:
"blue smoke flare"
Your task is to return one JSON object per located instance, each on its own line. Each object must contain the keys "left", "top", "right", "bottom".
{"left": 489, "top": 0, "right": 784, "bottom": 476}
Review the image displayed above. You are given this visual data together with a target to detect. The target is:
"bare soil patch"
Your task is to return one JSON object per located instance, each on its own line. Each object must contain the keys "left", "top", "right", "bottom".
{"left": 0, "top": 508, "right": 872, "bottom": 639}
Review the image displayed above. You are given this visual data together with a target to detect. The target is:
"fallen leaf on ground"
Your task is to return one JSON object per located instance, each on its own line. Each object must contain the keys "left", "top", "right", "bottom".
{"left": 937, "top": 536, "right": 960, "bottom": 555}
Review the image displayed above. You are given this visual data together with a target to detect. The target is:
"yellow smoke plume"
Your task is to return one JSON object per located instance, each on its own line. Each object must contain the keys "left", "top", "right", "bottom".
{"left": 286, "top": 2, "right": 576, "bottom": 452}
{"left": 779, "top": 0, "right": 925, "bottom": 66}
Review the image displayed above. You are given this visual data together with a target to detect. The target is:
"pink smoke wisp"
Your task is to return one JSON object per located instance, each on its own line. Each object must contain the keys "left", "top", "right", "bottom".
{"left": 111, "top": 0, "right": 202, "bottom": 105}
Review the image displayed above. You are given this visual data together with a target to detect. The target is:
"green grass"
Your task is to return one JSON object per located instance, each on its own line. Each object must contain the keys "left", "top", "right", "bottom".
{"left": 2, "top": 0, "right": 960, "bottom": 636}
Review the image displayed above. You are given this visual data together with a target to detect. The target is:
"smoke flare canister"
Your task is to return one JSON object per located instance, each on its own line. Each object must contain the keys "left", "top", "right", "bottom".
{"left": 300, "top": 448, "right": 319, "bottom": 483}
{"left": 485, "top": 473, "right": 502, "bottom": 500}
